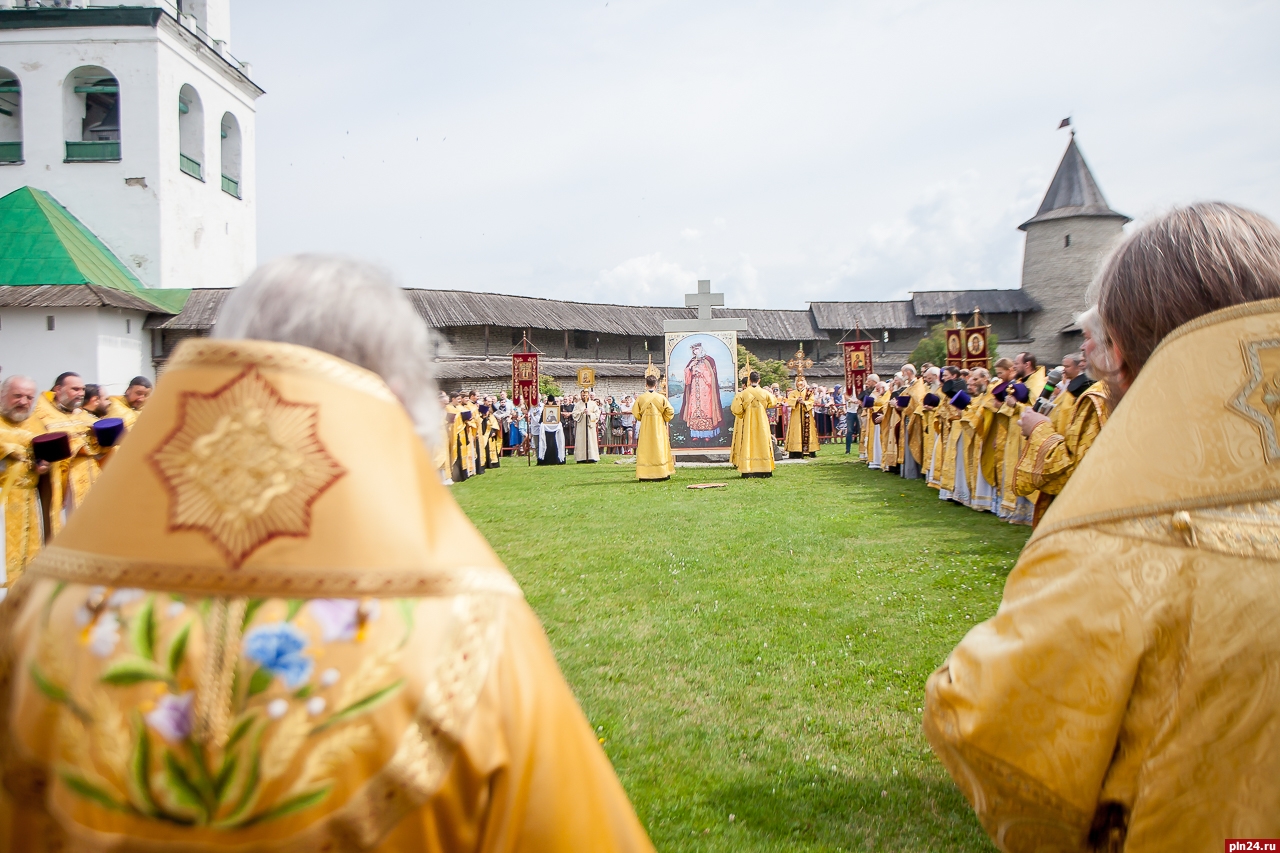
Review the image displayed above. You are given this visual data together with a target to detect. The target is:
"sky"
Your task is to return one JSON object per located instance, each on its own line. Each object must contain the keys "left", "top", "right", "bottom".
{"left": 232, "top": 0, "right": 1280, "bottom": 310}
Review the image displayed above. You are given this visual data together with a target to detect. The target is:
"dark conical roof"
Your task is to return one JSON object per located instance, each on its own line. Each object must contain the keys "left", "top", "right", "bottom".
{"left": 1019, "top": 135, "right": 1130, "bottom": 231}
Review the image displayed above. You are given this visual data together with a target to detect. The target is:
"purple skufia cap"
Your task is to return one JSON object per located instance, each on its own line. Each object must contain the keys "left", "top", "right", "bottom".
{"left": 1011, "top": 383, "right": 1030, "bottom": 404}
{"left": 92, "top": 417, "right": 125, "bottom": 447}
{"left": 461, "top": 410, "right": 473, "bottom": 421}
{"left": 862, "top": 395, "right": 875, "bottom": 408}
{"left": 992, "top": 381, "right": 1009, "bottom": 402}
{"left": 32, "top": 431, "right": 72, "bottom": 462}
{"left": 895, "top": 394, "right": 911, "bottom": 408}
{"left": 950, "top": 390, "right": 972, "bottom": 410}
{"left": 479, "top": 404, "right": 491, "bottom": 415}
{"left": 923, "top": 392, "right": 940, "bottom": 407}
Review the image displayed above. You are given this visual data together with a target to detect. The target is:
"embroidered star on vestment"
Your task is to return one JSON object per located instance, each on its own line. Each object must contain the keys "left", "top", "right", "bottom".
{"left": 151, "top": 367, "right": 346, "bottom": 566}
{"left": 1228, "top": 338, "right": 1280, "bottom": 463}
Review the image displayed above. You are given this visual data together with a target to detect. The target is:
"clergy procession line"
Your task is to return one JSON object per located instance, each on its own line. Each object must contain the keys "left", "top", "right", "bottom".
{"left": 0, "top": 372, "right": 150, "bottom": 594}
{"left": 441, "top": 371, "right": 832, "bottom": 485}
{"left": 858, "top": 333, "right": 1106, "bottom": 528}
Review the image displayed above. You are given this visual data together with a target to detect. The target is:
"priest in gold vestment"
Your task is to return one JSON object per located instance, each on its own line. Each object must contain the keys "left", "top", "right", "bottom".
{"left": 784, "top": 377, "right": 819, "bottom": 458}
{"left": 997, "top": 355, "right": 1046, "bottom": 525}
{"left": 0, "top": 377, "right": 46, "bottom": 597}
{"left": 0, "top": 257, "right": 655, "bottom": 853}
{"left": 106, "top": 375, "right": 151, "bottom": 432}
{"left": 729, "top": 371, "right": 777, "bottom": 478}
{"left": 31, "top": 373, "right": 88, "bottom": 539}
{"left": 926, "top": 203, "right": 1280, "bottom": 852}
{"left": 632, "top": 375, "right": 675, "bottom": 481}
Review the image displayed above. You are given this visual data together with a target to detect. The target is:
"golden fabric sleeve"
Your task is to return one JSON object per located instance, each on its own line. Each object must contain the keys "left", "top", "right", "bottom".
{"left": 1015, "top": 395, "right": 1106, "bottom": 498}
{"left": 923, "top": 530, "right": 1146, "bottom": 851}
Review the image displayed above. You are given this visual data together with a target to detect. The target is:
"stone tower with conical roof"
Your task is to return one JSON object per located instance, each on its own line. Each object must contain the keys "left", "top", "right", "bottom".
{"left": 1018, "top": 135, "right": 1130, "bottom": 365}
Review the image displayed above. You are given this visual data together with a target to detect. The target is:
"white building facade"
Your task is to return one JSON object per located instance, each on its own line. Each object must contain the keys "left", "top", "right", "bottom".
{"left": 0, "top": 2, "right": 260, "bottom": 390}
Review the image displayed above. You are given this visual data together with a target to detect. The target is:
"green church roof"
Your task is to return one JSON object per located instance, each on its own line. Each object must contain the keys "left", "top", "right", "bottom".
{"left": 0, "top": 186, "right": 189, "bottom": 313}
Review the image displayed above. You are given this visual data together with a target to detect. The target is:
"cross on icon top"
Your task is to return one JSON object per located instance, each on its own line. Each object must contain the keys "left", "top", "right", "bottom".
{"left": 685, "top": 279, "right": 724, "bottom": 321}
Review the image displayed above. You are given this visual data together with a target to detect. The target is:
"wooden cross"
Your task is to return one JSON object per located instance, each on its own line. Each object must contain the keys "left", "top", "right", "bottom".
{"left": 685, "top": 279, "right": 724, "bottom": 321}
{"left": 645, "top": 355, "right": 661, "bottom": 380}
{"left": 787, "top": 345, "right": 813, "bottom": 378}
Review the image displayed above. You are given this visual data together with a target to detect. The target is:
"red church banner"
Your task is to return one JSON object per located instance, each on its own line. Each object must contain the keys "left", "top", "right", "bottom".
{"left": 842, "top": 341, "right": 875, "bottom": 397}
{"left": 511, "top": 353, "right": 539, "bottom": 407}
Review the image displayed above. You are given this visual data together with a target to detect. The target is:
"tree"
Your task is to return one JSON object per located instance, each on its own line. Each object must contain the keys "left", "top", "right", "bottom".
{"left": 538, "top": 374, "right": 562, "bottom": 398}
{"left": 908, "top": 322, "right": 999, "bottom": 370}
{"left": 737, "top": 345, "right": 791, "bottom": 390}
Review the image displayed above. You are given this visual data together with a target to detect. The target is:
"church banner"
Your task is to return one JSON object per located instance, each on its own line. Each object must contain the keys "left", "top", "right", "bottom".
{"left": 842, "top": 341, "right": 874, "bottom": 397}
{"left": 511, "top": 352, "right": 539, "bottom": 407}
{"left": 963, "top": 325, "right": 990, "bottom": 369}
{"left": 664, "top": 330, "right": 737, "bottom": 454}
{"left": 945, "top": 328, "right": 965, "bottom": 368}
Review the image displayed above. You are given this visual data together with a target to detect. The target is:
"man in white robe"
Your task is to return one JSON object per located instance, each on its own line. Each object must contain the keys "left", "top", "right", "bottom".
{"left": 572, "top": 389, "right": 601, "bottom": 463}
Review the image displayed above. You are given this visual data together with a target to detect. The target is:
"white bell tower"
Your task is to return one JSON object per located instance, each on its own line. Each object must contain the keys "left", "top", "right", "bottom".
{"left": 0, "top": 1, "right": 263, "bottom": 291}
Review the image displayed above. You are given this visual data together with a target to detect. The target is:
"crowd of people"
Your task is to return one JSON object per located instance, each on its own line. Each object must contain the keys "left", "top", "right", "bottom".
{"left": 3, "top": 203, "right": 1280, "bottom": 850}
{"left": 438, "top": 378, "right": 858, "bottom": 483}
{"left": 855, "top": 339, "right": 1105, "bottom": 527}
{"left": 0, "top": 372, "right": 151, "bottom": 594}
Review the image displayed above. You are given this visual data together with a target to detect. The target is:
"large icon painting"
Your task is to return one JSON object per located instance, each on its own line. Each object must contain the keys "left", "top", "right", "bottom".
{"left": 664, "top": 331, "right": 738, "bottom": 453}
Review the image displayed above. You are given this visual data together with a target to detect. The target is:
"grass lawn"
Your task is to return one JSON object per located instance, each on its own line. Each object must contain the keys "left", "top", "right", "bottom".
{"left": 452, "top": 442, "right": 1030, "bottom": 852}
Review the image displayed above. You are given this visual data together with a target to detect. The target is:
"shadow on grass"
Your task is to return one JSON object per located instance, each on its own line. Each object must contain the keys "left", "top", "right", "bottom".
{"left": 691, "top": 766, "right": 989, "bottom": 850}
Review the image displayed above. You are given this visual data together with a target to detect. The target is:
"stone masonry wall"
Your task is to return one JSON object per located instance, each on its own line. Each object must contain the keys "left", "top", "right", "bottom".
{"left": 1020, "top": 216, "right": 1125, "bottom": 366}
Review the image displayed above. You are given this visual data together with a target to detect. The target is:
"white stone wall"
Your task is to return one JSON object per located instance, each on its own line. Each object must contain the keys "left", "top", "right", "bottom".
{"left": 0, "top": 19, "right": 257, "bottom": 292}
{"left": 0, "top": 305, "right": 151, "bottom": 392}
{"left": 1020, "top": 216, "right": 1124, "bottom": 365}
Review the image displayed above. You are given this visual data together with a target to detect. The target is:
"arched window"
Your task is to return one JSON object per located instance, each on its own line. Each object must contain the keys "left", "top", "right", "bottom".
{"left": 0, "top": 69, "right": 22, "bottom": 165}
{"left": 178, "top": 84, "right": 204, "bottom": 180}
{"left": 220, "top": 112, "right": 242, "bottom": 198}
{"left": 64, "top": 66, "right": 120, "bottom": 162}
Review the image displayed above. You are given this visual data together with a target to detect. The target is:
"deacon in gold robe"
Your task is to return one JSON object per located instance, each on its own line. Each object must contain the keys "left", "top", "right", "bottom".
{"left": 633, "top": 375, "right": 675, "bottom": 481}
{"left": 1039, "top": 351, "right": 1088, "bottom": 435}
{"left": 105, "top": 375, "right": 151, "bottom": 431}
{"left": 856, "top": 377, "right": 878, "bottom": 464}
{"left": 936, "top": 387, "right": 972, "bottom": 504}
{"left": 445, "top": 393, "right": 473, "bottom": 482}
{"left": 976, "top": 358, "right": 1015, "bottom": 513}
{"left": 784, "top": 377, "right": 819, "bottom": 458}
{"left": 31, "top": 372, "right": 89, "bottom": 539}
{"left": 997, "top": 354, "right": 1046, "bottom": 525}
{"left": 922, "top": 393, "right": 946, "bottom": 489}
{"left": 0, "top": 377, "right": 46, "bottom": 596}
{"left": 65, "top": 384, "right": 115, "bottom": 502}
{"left": 477, "top": 403, "right": 501, "bottom": 470}
{"left": 0, "top": 256, "right": 656, "bottom": 853}
{"left": 961, "top": 369, "right": 997, "bottom": 512}
{"left": 729, "top": 371, "right": 777, "bottom": 478}
{"left": 1016, "top": 327, "right": 1111, "bottom": 526}
{"left": 882, "top": 377, "right": 904, "bottom": 472}
{"left": 866, "top": 381, "right": 889, "bottom": 470}
{"left": 926, "top": 203, "right": 1280, "bottom": 852}
{"left": 901, "top": 366, "right": 932, "bottom": 480}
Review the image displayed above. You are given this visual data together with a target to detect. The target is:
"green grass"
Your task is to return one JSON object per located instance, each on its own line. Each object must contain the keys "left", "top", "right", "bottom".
{"left": 453, "top": 443, "right": 1029, "bottom": 852}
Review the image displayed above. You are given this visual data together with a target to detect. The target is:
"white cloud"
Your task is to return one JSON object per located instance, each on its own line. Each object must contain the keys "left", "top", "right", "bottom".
{"left": 595, "top": 253, "right": 699, "bottom": 305}
{"left": 680, "top": 228, "right": 701, "bottom": 241}
{"left": 814, "top": 170, "right": 1041, "bottom": 302}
